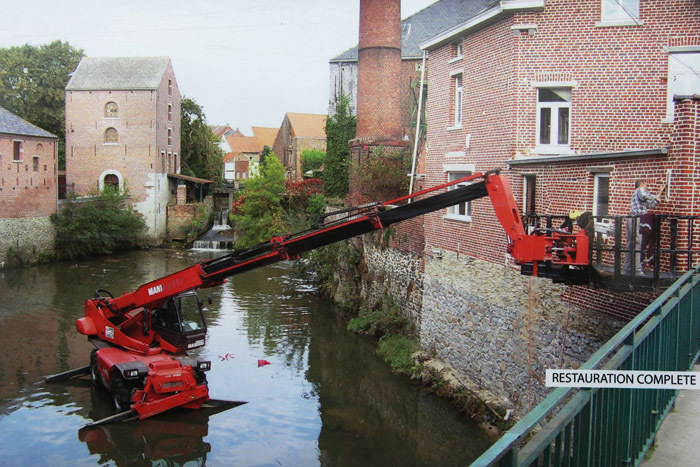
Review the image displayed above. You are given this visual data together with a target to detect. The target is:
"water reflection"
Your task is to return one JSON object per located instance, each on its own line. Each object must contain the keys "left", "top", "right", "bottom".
{"left": 0, "top": 249, "right": 493, "bottom": 465}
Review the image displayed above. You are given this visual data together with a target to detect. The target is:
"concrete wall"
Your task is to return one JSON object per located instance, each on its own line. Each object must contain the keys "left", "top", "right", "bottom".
{"left": 0, "top": 217, "right": 55, "bottom": 267}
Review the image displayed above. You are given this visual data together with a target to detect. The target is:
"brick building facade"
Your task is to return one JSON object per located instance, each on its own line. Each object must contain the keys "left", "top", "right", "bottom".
{"left": 65, "top": 57, "right": 181, "bottom": 238}
{"left": 272, "top": 113, "right": 327, "bottom": 181}
{"left": 421, "top": 0, "right": 700, "bottom": 307}
{"left": 0, "top": 106, "right": 58, "bottom": 266}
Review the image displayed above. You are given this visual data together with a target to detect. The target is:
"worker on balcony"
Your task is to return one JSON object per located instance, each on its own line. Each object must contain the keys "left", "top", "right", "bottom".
{"left": 624, "top": 179, "right": 666, "bottom": 275}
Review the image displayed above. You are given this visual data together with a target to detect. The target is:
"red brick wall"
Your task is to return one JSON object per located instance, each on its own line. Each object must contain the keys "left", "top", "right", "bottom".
{"left": 422, "top": 1, "right": 700, "bottom": 319}
{"left": 356, "top": 0, "right": 403, "bottom": 140}
{"left": 0, "top": 135, "right": 57, "bottom": 217}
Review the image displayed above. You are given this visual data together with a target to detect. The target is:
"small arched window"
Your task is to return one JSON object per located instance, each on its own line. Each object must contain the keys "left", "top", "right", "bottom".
{"left": 36, "top": 143, "right": 43, "bottom": 156}
{"left": 105, "top": 101, "right": 118, "bottom": 117}
{"left": 103, "top": 174, "right": 119, "bottom": 191}
{"left": 105, "top": 127, "right": 118, "bottom": 144}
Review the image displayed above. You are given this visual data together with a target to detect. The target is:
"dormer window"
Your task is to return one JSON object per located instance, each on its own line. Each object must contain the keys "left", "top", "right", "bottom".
{"left": 105, "top": 101, "right": 118, "bottom": 118}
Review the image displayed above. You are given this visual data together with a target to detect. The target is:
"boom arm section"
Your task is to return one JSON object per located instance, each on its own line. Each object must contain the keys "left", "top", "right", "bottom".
{"left": 86, "top": 171, "right": 589, "bottom": 320}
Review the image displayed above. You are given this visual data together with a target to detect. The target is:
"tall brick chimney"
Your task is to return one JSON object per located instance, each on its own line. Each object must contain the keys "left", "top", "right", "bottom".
{"left": 348, "top": 0, "right": 408, "bottom": 205}
{"left": 356, "top": 0, "right": 403, "bottom": 140}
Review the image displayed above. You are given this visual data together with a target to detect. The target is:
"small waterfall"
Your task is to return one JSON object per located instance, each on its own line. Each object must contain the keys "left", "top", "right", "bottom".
{"left": 192, "top": 210, "right": 235, "bottom": 250}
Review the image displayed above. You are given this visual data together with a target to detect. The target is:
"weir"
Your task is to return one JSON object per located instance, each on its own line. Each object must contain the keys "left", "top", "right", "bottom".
{"left": 474, "top": 263, "right": 700, "bottom": 466}
{"left": 192, "top": 210, "right": 235, "bottom": 250}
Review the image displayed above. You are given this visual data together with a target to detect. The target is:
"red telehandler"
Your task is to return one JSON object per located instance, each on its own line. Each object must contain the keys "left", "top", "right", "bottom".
{"left": 46, "top": 170, "right": 590, "bottom": 424}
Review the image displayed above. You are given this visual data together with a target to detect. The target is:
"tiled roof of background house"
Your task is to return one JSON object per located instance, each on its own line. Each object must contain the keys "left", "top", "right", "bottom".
{"left": 287, "top": 113, "right": 327, "bottom": 138}
{"left": 66, "top": 56, "right": 171, "bottom": 90}
{"left": 251, "top": 126, "right": 278, "bottom": 149}
{"left": 331, "top": 0, "right": 494, "bottom": 61}
{"left": 227, "top": 135, "right": 261, "bottom": 154}
{"left": 0, "top": 105, "right": 57, "bottom": 138}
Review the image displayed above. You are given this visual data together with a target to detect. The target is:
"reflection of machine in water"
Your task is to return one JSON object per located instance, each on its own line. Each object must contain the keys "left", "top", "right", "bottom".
{"left": 78, "top": 407, "right": 227, "bottom": 466}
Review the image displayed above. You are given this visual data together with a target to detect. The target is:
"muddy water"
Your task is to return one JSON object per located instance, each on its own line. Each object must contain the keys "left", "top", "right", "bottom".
{"left": 0, "top": 249, "right": 493, "bottom": 466}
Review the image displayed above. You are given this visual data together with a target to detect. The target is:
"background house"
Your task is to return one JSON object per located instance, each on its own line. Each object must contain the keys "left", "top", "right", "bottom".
{"left": 65, "top": 56, "right": 181, "bottom": 239}
{"left": 272, "top": 112, "right": 327, "bottom": 181}
{"left": 221, "top": 126, "right": 277, "bottom": 185}
{"left": 0, "top": 105, "right": 58, "bottom": 265}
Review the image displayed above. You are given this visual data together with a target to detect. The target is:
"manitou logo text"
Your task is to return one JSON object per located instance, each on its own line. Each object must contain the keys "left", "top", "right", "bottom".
{"left": 148, "top": 285, "right": 163, "bottom": 296}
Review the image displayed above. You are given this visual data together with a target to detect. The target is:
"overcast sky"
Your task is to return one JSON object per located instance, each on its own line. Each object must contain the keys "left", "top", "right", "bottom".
{"left": 1, "top": 0, "right": 433, "bottom": 135}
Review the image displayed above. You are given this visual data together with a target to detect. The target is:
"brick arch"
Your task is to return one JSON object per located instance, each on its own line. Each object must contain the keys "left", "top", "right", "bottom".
{"left": 98, "top": 170, "right": 124, "bottom": 193}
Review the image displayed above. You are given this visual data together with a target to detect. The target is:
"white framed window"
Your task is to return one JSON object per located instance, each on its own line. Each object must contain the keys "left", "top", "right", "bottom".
{"left": 445, "top": 164, "right": 475, "bottom": 222}
{"left": 601, "top": 0, "right": 639, "bottom": 21}
{"left": 665, "top": 52, "right": 700, "bottom": 121}
{"left": 593, "top": 173, "right": 610, "bottom": 217}
{"left": 536, "top": 87, "right": 571, "bottom": 154}
{"left": 454, "top": 74, "right": 463, "bottom": 126}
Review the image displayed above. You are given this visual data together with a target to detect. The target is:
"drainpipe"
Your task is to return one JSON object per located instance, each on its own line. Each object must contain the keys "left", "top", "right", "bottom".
{"left": 409, "top": 49, "right": 427, "bottom": 197}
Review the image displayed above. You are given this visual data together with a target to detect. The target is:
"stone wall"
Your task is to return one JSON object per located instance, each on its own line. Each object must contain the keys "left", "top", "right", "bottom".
{"left": 166, "top": 201, "right": 212, "bottom": 241}
{"left": 420, "top": 252, "right": 624, "bottom": 415}
{"left": 361, "top": 237, "right": 424, "bottom": 329}
{"left": 0, "top": 217, "right": 55, "bottom": 267}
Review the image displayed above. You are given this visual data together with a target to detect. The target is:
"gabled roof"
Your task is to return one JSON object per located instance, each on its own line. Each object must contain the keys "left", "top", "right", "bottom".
{"left": 226, "top": 135, "right": 261, "bottom": 154}
{"left": 66, "top": 56, "right": 171, "bottom": 91}
{"left": 211, "top": 125, "right": 235, "bottom": 139}
{"left": 286, "top": 113, "right": 327, "bottom": 139}
{"left": 0, "top": 105, "right": 56, "bottom": 138}
{"left": 251, "top": 126, "right": 278, "bottom": 148}
{"left": 331, "top": 0, "right": 494, "bottom": 61}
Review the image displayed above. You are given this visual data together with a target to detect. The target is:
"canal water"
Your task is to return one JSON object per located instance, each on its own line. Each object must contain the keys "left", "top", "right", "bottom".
{"left": 0, "top": 249, "right": 493, "bottom": 466}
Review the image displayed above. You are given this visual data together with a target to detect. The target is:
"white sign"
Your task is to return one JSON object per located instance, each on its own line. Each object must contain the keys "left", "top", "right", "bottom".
{"left": 546, "top": 369, "right": 700, "bottom": 390}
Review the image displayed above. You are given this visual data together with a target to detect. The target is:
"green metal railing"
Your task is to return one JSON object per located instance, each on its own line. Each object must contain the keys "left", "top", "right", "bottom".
{"left": 473, "top": 264, "right": 700, "bottom": 466}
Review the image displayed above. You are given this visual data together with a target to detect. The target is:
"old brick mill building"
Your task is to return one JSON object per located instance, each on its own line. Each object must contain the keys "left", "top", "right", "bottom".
{"left": 65, "top": 56, "right": 182, "bottom": 238}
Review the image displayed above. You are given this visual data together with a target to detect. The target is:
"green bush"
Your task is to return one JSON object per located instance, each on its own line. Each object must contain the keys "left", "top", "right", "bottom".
{"left": 377, "top": 334, "right": 419, "bottom": 376}
{"left": 50, "top": 187, "right": 147, "bottom": 259}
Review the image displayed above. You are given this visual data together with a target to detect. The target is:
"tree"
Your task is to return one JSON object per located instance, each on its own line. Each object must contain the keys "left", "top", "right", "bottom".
{"left": 180, "top": 97, "right": 224, "bottom": 182}
{"left": 230, "top": 155, "right": 287, "bottom": 248}
{"left": 0, "top": 41, "right": 84, "bottom": 139}
{"left": 301, "top": 149, "right": 325, "bottom": 176}
{"left": 323, "top": 93, "right": 356, "bottom": 199}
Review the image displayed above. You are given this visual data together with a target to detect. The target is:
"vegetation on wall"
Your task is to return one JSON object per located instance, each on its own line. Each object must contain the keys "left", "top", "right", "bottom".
{"left": 323, "top": 93, "right": 356, "bottom": 199}
{"left": 359, "top": 146, "right": 411, "bottom": 201}
{"left": 50, "top": 187, "right": 147, "bottom": 259}
{"left": 301, "top": 149, "right": 325, "bottom": 177}
{"left": 180, "top": 97, "right": 224, "bottom": 182}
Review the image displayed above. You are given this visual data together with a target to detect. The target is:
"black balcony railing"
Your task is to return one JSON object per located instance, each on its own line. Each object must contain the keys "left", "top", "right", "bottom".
{"left": 522, "top": 214, "right": 700, "bottom": 290}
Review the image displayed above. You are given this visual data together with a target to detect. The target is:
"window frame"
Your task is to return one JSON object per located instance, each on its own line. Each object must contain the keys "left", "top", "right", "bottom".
{"left": 13, "top": 140, "right": 22, "bottom": 162}
{"left": 444, "top": 164, "right": 475, "bottom": 222}
{"left": 105, "top": 101, "right": 118, "bottom": 118}
{"left": 535, "top": 86, "right": 573, "bottom": 155}
{"left": 104, "top": 127, "right": 118, "bottom": 145}
{"left": 523, "top": 174, "right": 537, "bottom": 216}
{"left": 601, "top": 0, "right": 639, "bottom": 22}
{"left": 593, "top": 173, "right": 610, "bottom": 217}
{"left": 454, "top": 74, "right": 463, "bottom": 127}
{"left": 664, "top": 51, "right": 700, "bottom": 122}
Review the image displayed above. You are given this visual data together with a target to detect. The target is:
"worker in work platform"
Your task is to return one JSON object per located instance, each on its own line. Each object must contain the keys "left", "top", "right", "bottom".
{"left": 624, "top": 179, "right": 666, "bottom": 275}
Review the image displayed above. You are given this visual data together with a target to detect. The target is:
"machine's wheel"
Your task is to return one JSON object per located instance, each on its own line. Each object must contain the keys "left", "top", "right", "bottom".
{"left": 89, "top": 350, "right": 99, "bottom": 387}
{"left": 110, "top": 376, "right": 133, "bottom": 412}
